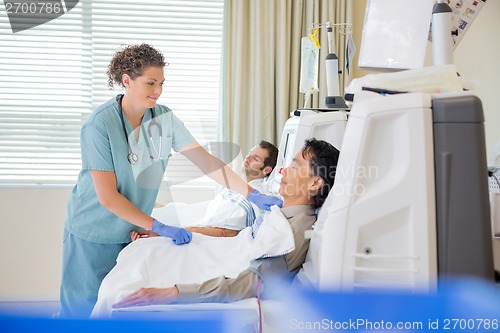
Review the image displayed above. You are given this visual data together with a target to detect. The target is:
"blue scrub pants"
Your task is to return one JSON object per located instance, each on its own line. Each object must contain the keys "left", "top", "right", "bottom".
{"left": 59, "top": 228, "right": 128, "bottom": 318}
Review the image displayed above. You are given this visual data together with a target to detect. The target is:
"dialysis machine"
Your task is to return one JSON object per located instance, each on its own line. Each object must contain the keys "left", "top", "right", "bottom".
{"left": 313, "top": 91, "right": 494, "bottom": 292}
{"left": 273, "top": 90, "right": 494, "bottom": 292}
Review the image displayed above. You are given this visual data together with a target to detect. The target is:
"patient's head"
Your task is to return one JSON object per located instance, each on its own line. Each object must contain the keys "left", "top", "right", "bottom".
{"left": 243, "top": 140, "right": 278, "bottom": 182}
{"left": 279, "top": 139, "right": 339, "bottom": 209}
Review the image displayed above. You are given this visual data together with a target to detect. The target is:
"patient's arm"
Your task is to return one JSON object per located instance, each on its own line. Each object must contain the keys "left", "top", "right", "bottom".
{"left": 131, "top": 227, "right": 238, "bottom": 241}
{"left": 185, "top": 226, "right": 238, "bottom": 237}
{"left": 112, "top": 287, "right": 179, "bottom": 308}
{"left": 113, "top": 270, "right": 260, "bottom": 309}
{"left": 113, "top": 271, "right": 258, "bottom": 309}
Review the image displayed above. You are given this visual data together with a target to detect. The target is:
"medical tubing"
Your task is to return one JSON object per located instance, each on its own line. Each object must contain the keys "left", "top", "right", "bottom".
{"left": 117, "top": 94, "right": 158, "bottom": 163}
{"left": 257, "top": 277, "right": 263, "bottom": 333}
{"left": 492, "top": 174, "right": 500, "bottom": 189}
{"left": 303, "top": 93, "right": 310, "bottom": 109}
{"left": 117, "top": 95, "right": 134, "bottom": 159}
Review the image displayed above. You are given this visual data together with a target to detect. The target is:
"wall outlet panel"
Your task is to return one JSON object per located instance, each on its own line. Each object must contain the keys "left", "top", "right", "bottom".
{"left": 489, "top": 168, "right": 500, "bottom": 192}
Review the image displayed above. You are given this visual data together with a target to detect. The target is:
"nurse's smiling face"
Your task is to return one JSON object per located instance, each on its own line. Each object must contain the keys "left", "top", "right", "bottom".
{"left": 122, "top": 66, "right": 165, "bottom": 110}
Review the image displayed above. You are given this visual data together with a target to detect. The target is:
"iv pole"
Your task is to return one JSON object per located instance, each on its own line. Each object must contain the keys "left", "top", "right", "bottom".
{"left": 303, "top": 22, "right": 351, "bottom": 108}
{"left": 324, "top": 22, "right": 348, "bottom": 108}
{"left": 431, "top": 0, "right": 456, "bottom": 66}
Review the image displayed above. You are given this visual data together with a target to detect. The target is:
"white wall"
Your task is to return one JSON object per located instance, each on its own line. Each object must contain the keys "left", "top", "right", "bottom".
{"left": 452, "top": 1, "right": 500, "bottom": 155}
{"left": 0, "top": 188, "right": 70, "bottom": 301}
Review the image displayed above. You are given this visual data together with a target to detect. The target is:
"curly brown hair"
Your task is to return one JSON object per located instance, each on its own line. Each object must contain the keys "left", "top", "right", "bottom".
{"left": 107, "top": 44, "right": 167, "bottom": 89}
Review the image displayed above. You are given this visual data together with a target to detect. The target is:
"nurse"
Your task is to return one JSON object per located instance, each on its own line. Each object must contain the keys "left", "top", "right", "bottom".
{"left": 59, "top": 43, "right": 281, "bottom": 318}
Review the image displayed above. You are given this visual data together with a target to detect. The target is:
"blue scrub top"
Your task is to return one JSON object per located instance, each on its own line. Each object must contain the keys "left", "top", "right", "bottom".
{"left": 65, "top": 96, "right": 195, "bottom": 244}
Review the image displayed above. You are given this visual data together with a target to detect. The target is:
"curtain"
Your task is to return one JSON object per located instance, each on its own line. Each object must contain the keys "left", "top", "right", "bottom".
{"left": 223, "top": 0, "right": 350, "bottom": 154}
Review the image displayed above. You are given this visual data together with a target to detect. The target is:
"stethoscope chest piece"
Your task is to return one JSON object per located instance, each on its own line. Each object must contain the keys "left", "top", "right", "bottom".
{"left": 117, "top": 94, "right": 169, "bottom": 165}
{"left": 128, "top": 152, "right": 138, "bottom": 165}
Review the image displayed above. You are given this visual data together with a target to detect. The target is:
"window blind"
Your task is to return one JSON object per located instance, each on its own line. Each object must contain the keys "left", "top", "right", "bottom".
{"left": 0, "top": 0, "right": 224, "bottom": 186}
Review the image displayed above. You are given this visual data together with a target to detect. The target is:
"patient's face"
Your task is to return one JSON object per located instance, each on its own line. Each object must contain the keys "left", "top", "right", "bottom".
{"left": 279, "top": 150, "right": 315, "bottom": 200}
{"left": 242, "top": 146, "right": 269, "bottom": 179}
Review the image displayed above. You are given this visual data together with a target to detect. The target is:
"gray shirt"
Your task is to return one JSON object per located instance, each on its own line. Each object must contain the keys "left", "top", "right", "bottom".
{"left": 176, "top": 205, "right": 316, "bottom": 303}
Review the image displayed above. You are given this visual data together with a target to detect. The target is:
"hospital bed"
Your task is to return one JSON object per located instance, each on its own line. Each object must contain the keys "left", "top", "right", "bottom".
{"left": 93, "top": 107, "right": 348, "bottom": 331}
{"left": 97, "top": 91, "right": 494, "bottom": 331}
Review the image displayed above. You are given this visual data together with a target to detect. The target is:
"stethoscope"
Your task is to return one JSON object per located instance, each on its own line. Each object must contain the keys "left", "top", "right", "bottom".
{"left": 117, "top": 95, "right": 169, "bottom": 164}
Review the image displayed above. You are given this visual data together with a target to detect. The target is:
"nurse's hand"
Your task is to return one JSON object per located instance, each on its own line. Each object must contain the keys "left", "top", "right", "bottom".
{"left": 247, "top": 189, "right": 283, "bottom": 211}
{"left": 130, "top": 230, "right": 159, "bottom": 241}
{"left": 151, "top": 219, "right": 192, "bottom": 245}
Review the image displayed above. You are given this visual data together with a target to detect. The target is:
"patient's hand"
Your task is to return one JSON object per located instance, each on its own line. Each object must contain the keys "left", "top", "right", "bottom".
{"left": 112, "top": 287, "right": 179, "bottom": 308}
{"left": 130, "top": 230, "right": 159, "bottom": 241}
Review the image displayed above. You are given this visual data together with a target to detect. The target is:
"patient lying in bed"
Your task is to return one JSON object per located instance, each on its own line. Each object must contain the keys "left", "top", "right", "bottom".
{"left": 91, "top": 139, "right": 339, "bottom": 316}
{"left": 151, "top": 140, "right": 278, "bottom": 237}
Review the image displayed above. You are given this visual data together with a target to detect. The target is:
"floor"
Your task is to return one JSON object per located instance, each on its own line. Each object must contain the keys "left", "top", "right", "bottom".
{"left": 0, "top": 301, "right": 60, "bottom": 318}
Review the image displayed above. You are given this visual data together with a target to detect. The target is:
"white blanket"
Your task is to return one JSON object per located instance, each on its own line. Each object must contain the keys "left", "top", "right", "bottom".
{"left": 152, "top": 189, "right": 256, "bottom": 230}
{"left": 91, "top": 206, "right": 294, "bottom": 318}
